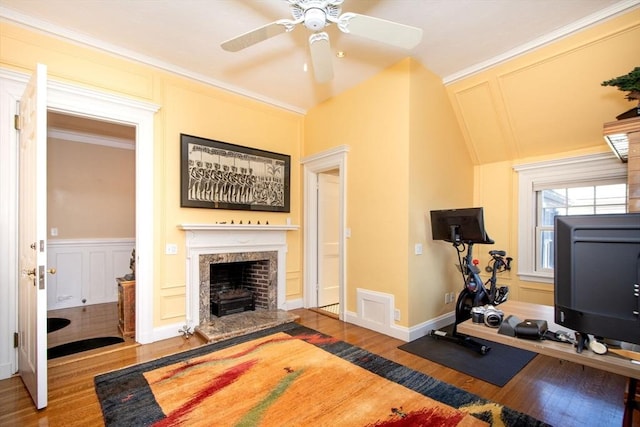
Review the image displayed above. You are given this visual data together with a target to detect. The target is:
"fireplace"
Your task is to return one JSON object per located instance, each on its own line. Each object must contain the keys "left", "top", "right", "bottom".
{"left": 205, "top": 252, "right": 277, "bottom": 319}
{"left": 180, "top": 223, "right": 297, "bottom": 331}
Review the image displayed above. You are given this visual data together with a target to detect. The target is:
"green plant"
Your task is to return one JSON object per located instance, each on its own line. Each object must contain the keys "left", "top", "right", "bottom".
{"left": 601, "top": 66, "right": 640, "bottom": 102}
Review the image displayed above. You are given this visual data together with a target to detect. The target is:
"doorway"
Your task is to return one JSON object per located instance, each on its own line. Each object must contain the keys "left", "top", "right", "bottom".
{"left": 46, "top": 112, "right": 136, "bottom": 359}
{"left": 316, "top": 170, "right": 340, "bottom": 316}
{"left": 0, "top": 67, "right": 158, "bottom": 382}
{"left": 302, "top": 146, "right": 349, "bottom": 320}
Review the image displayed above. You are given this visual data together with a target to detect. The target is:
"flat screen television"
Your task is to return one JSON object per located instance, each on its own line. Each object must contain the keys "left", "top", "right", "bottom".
{"left": 430, "top": 207, "right": 493, "bottom": 244}
{"left": 554, "top": 212, "right": 640, "bottom": 346}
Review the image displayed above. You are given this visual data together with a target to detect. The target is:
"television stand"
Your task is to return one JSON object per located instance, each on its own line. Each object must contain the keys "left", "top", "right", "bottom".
{"left": 458, "top": 300, "right": 640, "bottom": 427}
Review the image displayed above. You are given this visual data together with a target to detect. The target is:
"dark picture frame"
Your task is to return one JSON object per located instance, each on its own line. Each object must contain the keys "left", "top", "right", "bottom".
{"left": 180, "top": 134, "right": 290, "bottom": 212}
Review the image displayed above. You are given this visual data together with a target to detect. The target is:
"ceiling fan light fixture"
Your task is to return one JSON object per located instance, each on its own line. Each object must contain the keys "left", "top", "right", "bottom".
{"left": 304, "top": 8, "right": 327, "bottom": 31}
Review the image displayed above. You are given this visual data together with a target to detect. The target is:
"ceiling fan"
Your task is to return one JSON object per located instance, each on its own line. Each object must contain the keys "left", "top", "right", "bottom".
{"left": 221, "top": 0, "right": 423, "bottom": 83}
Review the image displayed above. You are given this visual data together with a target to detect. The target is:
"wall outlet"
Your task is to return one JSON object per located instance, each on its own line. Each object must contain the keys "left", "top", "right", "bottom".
{"left": 444, "top": 292, "right": 456, "bottom": 304}
{"left": 394, "top": 309, "right": 401, "bottom": 321}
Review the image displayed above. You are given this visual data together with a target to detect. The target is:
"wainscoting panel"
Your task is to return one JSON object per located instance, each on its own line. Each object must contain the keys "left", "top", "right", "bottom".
{"left": 47, "top": 239, "right": 135, "bottom": 310}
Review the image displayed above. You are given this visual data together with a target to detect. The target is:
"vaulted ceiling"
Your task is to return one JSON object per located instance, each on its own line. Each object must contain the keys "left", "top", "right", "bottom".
{"left": 1, "top": 0, "right": 635, "bottom": 114}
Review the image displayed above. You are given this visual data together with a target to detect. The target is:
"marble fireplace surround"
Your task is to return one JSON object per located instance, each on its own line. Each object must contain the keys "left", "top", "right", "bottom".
{"left": 179, "top": 224, "right": 298, "bottom": 330}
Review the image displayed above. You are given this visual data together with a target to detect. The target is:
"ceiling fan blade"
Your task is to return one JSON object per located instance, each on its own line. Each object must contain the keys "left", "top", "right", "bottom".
{"left": 309, "top": 32, "right": 334, "bottom": 83}
{"left": 338, "top": 13, "right": 423, "bottom": 50}
{"left": 221, "top": 21, "right": 290, "bottom": 52}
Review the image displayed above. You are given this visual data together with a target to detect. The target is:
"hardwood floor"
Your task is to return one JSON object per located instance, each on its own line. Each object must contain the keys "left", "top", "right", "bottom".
{"left": 47, "top": 303, "right": 137, "bottom": 364}
{"left": 0, "top": 308, "right": 636, "bottom": 426}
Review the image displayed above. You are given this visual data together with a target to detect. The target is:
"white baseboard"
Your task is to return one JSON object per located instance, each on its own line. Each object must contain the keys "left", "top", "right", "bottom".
{"left": 284, "top": 298, "right": 304, "bottom": 310}
{"left": 151, "top": 322, "right": 184, "bottom": 342}
{"left": 0, "top": 363, "right": 13, "bottom": 380}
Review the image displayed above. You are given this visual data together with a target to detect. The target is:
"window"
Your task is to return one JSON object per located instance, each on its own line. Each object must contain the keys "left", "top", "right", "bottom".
{"left": 536, "top": 183, "right": 627, "bottom": 273}
{"left": 514, "top": 153, "right": 627, "bottom": 283}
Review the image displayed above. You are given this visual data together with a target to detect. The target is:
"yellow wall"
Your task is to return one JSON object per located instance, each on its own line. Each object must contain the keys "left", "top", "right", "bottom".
{"left": 407, "top": 60, "right": 475, "bottom": 325}
{"left": 305, "top": 59, "right": 474, "bottom": 326}
{"left": 305, "top": 59, "right": 412, "bottom": 319}
{"left": 1, "top": 21, "right": 304, "bottom": 328}
{"left": 447, "top": 10, "right": 640, "bottom": 306}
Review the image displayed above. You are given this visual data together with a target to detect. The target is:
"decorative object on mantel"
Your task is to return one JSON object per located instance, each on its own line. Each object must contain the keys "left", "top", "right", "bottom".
{"left": 180, "top": 134, "right": 290, "bottom": 212}
{"left": 178, "top": 223, "right": 299, "bottom": 231}
{"left": 602, "top": 66, "right": 640, "bottom": 120}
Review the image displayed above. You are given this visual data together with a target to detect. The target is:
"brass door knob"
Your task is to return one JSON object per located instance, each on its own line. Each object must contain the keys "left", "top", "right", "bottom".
{"left": 22, "top": 268, "right": 36, "bottom": 278}
{"left": 47, "top": 268, "right": 57, "bottom": 275}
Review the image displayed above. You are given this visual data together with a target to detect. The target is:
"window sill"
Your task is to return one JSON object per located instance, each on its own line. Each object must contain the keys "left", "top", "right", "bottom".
{"left": 517, "top": 272, "right": 553, "bottom": 284}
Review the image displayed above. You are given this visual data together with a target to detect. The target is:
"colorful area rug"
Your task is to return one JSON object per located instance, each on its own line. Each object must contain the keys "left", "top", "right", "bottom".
{"left": 94, "top": 323, "right": 548, "bottom": 426}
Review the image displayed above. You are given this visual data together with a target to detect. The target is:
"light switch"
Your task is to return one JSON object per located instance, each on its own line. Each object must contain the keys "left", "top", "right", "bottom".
{"left": 165, "top": 243, "right": 178, "bottom": 255}
{"left": 415, "top": 243, "right": 423, "bottom": 255}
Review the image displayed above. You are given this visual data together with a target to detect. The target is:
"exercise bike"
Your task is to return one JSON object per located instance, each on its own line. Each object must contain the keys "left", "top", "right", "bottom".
{"left": 428, "top": 208, "right": 512, "bottom": 354}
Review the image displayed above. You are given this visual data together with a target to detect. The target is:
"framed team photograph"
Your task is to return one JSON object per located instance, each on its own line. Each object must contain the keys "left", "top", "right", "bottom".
{"left": 180, "top": 134, "right": 290, "bottom": 212}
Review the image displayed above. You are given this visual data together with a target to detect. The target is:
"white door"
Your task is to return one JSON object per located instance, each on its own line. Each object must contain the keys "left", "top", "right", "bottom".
{"left": 18, "top": 63, "right": 48, "bottom": 409}
{"left": 317, "top": 171, "right": 340, "bottom": 307}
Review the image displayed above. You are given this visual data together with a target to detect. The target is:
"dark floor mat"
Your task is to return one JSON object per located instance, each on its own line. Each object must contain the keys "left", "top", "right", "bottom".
{"left": 47, "top": 317, "right": 71, "bottom": 334}
{"left": 48, "top": 337, "right": 124, "bottom": 359}
{"left": 399, "top": 325, "right": 537, "bottom": 387}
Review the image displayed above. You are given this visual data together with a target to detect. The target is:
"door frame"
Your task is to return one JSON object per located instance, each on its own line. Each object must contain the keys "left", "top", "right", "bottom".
{"left": 0, "top": 67, "right": 159, "bottom": 378}
{"left": 301, "top": 146, "right": 348, "bottom": 319}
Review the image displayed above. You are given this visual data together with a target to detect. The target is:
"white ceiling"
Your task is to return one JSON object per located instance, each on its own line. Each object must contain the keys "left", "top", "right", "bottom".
{"left": 1, "top": 0, "right": 638, "bottom": 113}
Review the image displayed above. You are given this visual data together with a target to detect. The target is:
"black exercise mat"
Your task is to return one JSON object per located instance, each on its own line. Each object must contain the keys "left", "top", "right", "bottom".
{"left": 399, "top": 325, "right": 537, "bottom": 387}
{"left": 48, "top": 337, "right": 124, "bottom": 359}
{"left": 47, "top": 317, "right": 71, "bottom": 333}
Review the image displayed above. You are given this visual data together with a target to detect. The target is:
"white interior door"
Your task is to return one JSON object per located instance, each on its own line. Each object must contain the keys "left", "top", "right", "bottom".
{"left": 18, "top": 63, "right": 48, "bottom": 409}
{"left": 317, "top": 171, "right": 340, "bottom": 307}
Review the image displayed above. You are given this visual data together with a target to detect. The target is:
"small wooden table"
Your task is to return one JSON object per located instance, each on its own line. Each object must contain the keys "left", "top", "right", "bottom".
{"left": 116, "top": 278, "right": 135, "bottom": 338}
{"left": 457, "top": 300, "right": 639, "bottom": 426}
